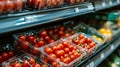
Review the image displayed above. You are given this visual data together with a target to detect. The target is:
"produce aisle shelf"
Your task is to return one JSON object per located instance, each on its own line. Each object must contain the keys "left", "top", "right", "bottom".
{"left": 94, "top": 0, "right": 120, "bottom": 11}
{"left": 0, "top": 3, "right": 94, "bottom": 34}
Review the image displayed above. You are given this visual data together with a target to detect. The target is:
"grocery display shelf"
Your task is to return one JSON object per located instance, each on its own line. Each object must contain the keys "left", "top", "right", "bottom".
{"left": 0, "top": 3, "right": 94, "bottom": 34}
{"left": 75, "top": 30, "right": 120, "bottom": 67}
{"left": 94, "top": 0, "right": 120, "bottom": 11}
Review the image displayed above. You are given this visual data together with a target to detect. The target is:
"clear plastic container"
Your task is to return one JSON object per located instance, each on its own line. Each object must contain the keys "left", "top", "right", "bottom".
{"left": 2, "top": 53, "right": 49, "bottom": 67}
{"left": 0, "top": 44, "right": 20, "bottom": 65}
{"left": 40, "top": 39, "right": 86, "bottom": 67}
{"left": 67, "top": 33, "right": 97, "bottom": 57}
{"left": 0, "top": 0, "right": 24, "bottom": 14}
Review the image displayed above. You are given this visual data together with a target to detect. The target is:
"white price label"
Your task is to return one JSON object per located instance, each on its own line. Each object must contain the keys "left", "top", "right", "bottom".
{"left": 102, "top": 2, "right": 106, "bottom": 7}
{"left": 89, "top": 61, "right": 94, "bottom": 67}
{"left": 109, "top": 1, "right": 112, "bottom": 5}
{"left": 75, "top": 8, "right": 79, "bottom": 13}
{"left": 111, "top": 45, "right": 114, "bottom": 50}
{"left": 101, "top": 53, "right": 104, "bottom": 59}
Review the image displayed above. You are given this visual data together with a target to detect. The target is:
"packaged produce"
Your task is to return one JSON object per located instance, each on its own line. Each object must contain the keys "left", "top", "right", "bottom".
{"left": 0, "top": 0, "right": 24, "bottom": 14}
{"left": 0, "top": 44, "right": 18, "bottom": 65}
{"left": 2, "top": 53, "right": 49, "bottom": 67}
{"left": 40, "top": 39, "right": 86, "bottom": 67}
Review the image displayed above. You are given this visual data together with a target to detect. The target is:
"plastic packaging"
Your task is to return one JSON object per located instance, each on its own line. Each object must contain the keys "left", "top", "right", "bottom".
{"left": 0, "top": 0, "right": 24, "bottom": 14}
{"left": 40, "top": 39, "right": 86, "bottom": 67}
{"left": 2, "top": 53, "right": 49, "bottom": 67}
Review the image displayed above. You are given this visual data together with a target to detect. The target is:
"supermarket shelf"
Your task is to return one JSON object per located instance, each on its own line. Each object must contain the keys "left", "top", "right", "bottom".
{"left": 75, "top": 31, "right": 120, "bottom": 67}
{"left": 0, "top": 3, "right": 94, "bottom": 34}
{"left": 94, "top": 0, "right": 120, "bottom": 11}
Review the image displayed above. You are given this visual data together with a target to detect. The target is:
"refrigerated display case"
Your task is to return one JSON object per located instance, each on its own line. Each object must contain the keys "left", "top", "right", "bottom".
{"left": 0, "top": 0, "right": 120, "bottom": 67}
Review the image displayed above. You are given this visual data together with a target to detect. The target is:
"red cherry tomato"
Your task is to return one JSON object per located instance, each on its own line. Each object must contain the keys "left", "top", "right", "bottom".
{"left": 39, "top": 30, "right": 47, "bottom": 37}
{"left": 50, "top": 54, "right": 57, "bottom": 58}
{"left": 29, "top": 58, "right": 35, "bottom": 65}
{"left": 64, "top": 48, "right": 70, "bottom": 53}
{"left": 0, "top": 1, "right": 5, "bottom": 14}
{"left": 23, "top": 60, "right": 29, "bottom": 67}
{"left": 51, "top": 46, "right": 57, "bottom": 52}
{"left": 85, "top": 38, "right": 92, "bottom": 43}
{"left": 64, "top": 54, "right": 69, "bottom": 58}
{"left": 44, "top": 47, "right": 53, "bottom": 54}
{"left": 32, "top": 63, "right": 41, "bottom": 67}
{"left": 18, "top": 35, "right": 26, "bottom": 41}
{"left": 13, "top": 0, "right": 23, "bottom": 11}
{"left": 5, "top": 0, "right": 14, "bottom": 13}
{"left": 62, "top": 41, "right": 69, "bottom": 47}
{"left": 12, "top": 62, "right": 22, "bottom": 67}
{"left": 38, "top": 40, "right": 44, "bottom": 47}
{"left": 26, "top": 35, "right": 36, "bottom": 43}
{"left": 55, "top": 50, "right": 63, "bottom": 58}
{"left": 21, "top": 41, "right": 30, "bottom": 50}
{"left": 78, "top": 34, "right": 84, "bottom": 39}
{"left": 8, "top": 51, "right": 14, "bottom": 58}
{"left": 2, "top": 52, "right": 9, "bottom": 60}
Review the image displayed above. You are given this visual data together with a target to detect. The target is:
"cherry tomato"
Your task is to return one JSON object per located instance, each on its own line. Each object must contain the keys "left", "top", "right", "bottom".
{"left": 70, "top": 55, "right": 75, "bottom": 61}
{"left": 32, "top": 63, "right": 41, "bottom": 67}
{"left": 55, "top": 50, "right": 63, "bottom": 58}
{"left": 64, "top": 48, "right": 70, "bottom": 53}
{"left": 13, "top": 0, "right": 23, "bottom": 11}
{"left": 8, "top": 51, "right": 14, "bottom": 58}
{"left": 78, "top": 34, "right": 84, "bottom": 39}
{"left": 64, "top": 54, "right": 69, "bottom": 58}
{"left": 58, "top": 31, "right": 64, "bottom": 37}
{"left": 5, "top": 0, "right": 14, "bottom": 13}
{"left": 38, "top": 40, "right": 44, "bottom": 47}
{"left": 41, "top": 64, "right": 48, "bottom": 67}
{"left": 60, "top": 50, "right": 65, "bottom": 56}
{"left": 50, "top": 54, "right": 57, "bottom": 58}
{"left": 56, "top": 44, "right": 62, "bottom": 50}
{"left": 26, "top": 35, "right": 36, "bottom": 43}
{"left": 29, "top": 58, "right": 35, "bottom": 65}
{"left": 2, "top": 52, "right": 9, "bottom": 60}
{"left": 68, "top": 45, "right": 74, "bottom": 50}
{"left": 72, "top": 37, "right": 80, "bottom": 44}
{"left": 89, "top": 42, "right": 96, "bottom": 47}
{"left": 59, "top": 25, "right": 64, "bottom": 31}
{"left": 34, "top": 43, "right": 40, "bottom": 48}
{"left": 39, "top": 30, "right": 47, "bottom": 37}
{"left": 62, "top": 41, "right": 69, "bottom": 47}
{"left": 44, "top": 47, "right": 53, "bottom": 54}
{"left": 79, "top": 38, "right": 85, "bottom": 44}
{"left": 66, "top": 57, "right": 71, "bottom": 63}
{"left": 12, "top": 62, "right": 22, "bottom": 67}
{"left": 73, "top": 52, "right": 80, "bottom": 58}
{"left": 62, "top": 58, "right": 69, "bottom": 64}
{"left": 18, "top": 35, "right": 26, "bottom": 41}
{"left": 45, "top": 36, "right": 51, "bottom": 42}
{"left": 23, "top": 60, "right": 29, "bottom": 67}
{"left": 51, "top": 46, "right": 57, "bottom": 52}
{"left": 21, "top": 41, "right": 30, "bottom": 50}
{"left": 58, "top": 43, "right": 64, "bottom": 48}
{"left": 68, "top": 52, "right": 72, "bottom": 55}
{"left": 51, "top": 62, "right": 58, "bottom": 67}
{"left": 85, "top": 38, "right": 92, "bottom": 43}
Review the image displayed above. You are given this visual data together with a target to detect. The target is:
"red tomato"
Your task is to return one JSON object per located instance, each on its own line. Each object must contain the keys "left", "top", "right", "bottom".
{"left": 90, "top": 42, "right": 96, "bottom": 47}
{"left": 51, "top": 46, "right": 57, "bottom": 52}
{"left": 64, "top": 48, "right": 70, "bottom": 53}
{"left": 59, "top": 25, "right": 64, "bottom": 31}
{"left": 58, "top": 31, "right": 64, "bottom": 37}
{"left": 41, "top": 64, "right": 48, "bottom": 67}
{"left": 30, "top": 48, "right": 40, "bottom": 55}
{"left": 8, "top": 51, "right": 14, "bottom": 57}
{"left": 57, "top": 0, "right": 63, "bottom": 5}
{"left": 66, "top": 57, "right": 71, "bottom": 63}
{"left": 33, "top": 43, "right": 40, "bottom": 48}
{"left": 56, "top": 44, "right": 62, "bottom": 50}
{"left": 0, "top": 55, "right": 2, "bottom": 60}
{"left": 64, "top": 54, "right": 69, "bottom": 58}
{"left": 45, "top": 36, "right": 51, "bottom": 43}
{"left": 44, "top": 47, "right": 53, "bottom": 54}
{"left": 51, "top": 0, "right": 57, "bottom": 6}
{"left": 39, "top": 30, "right": 47, "bottom": 37}
{"left": 12, "top": 62, "right": 22, "bottom": 67}
{"left": 72, "top": 37, "right": 80, "bottom": 45}
{"left": 21, "top": 41, "right": 30, "bottom": 50}
{"left": 69, "top": 45, "right": 75, "bottom": 50}
{"left": 26, "top": 35, "right": 36, "bottom": 43}
{"left": 46, "top": 0, "right": 52, "bottom": 7}
{"left": 32, "top": 63, "right": 41, "bottom": 67}
{"left": 85, "top": 38, "right": 92, "bottom": 43}
{"left": 51, "top": 62, "right": 58, "bottom": 67}
{"left": 70, "top": 55, "right": 75, "bottom": 61}
{"left": 55, "top": 50, "right": 63, "bottom": 58}
{"left": 53, "top": 28, "right": 58, "bottom": 33}
{"left": 86, "top": 45, "right": 91, "bottom": 50}
{"left": 68, "top": 52, "right": 72, "bottom": 55}
{"left": 78, "top": 34, "right": 84, "bottom": 39}
{"left": 62, "top": 41, "right": 69, "bottom": 47}
{"left": 2, "top": 52, "right": 9, "bottom": 60}
{"left": 18, "top": 35, "right": 26, "bottom": 41}
{"left": 73, "top": 52, "right": 80, "bottom": 58}
{"left": 50, "top": 54, "right": 57, "bottom": 58}
{"left": 38, "top": 40, "right": 44, "bottom": 47}
{"left": 79, "top": 38, "right": 85, "bottom": 44}
{"left": 5, "top": 0, "right": 14, "bottom": 13}
{"left": 29, "top": 58, "right": 35, "bottom": 65}
{"left": 62, "top": 58, "right": 69, "bottom": 64}
{"left": 60, "top": 50, "right": 65, "bottom": 56}
{"left": 23, "top": 60, "right": 29, "bottom": 67}
{"left": 0, "top": 1, "right": 5, "bottom": 14}
{"left": 13, "top": 0, "right": 23, "bottom": 11}
{"left": 58, "top": 43, "right": 64, "bottom": 48}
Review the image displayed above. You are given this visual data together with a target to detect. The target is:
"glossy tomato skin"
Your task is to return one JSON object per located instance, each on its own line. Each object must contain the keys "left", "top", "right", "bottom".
{"left": 46, "top": 0, "right": 52, "bottom": 7}
{"left": 39, "top": 30, "right": 47, "bottom": 37}
{"left": 32, "top": 63, "right": 41, "bottom": 67}
{"left": 23, "top": 60, "right": 29, "bottom": 67}
{"left": 37, "top": 0, "right": 45, "bottom": 9}
{"left": 64, "top": 48, "right": 70, "bottom": 53}
{"left": 44, "top": 47, "right": 53, "bottom": 54}
{"left": 4, "top": 0, "right": 14, "bottom": 13}
{"left": 26, "top": 35, "right": 36, "bottom": 43}
{"left": 78, "top": 34, "right": 84, "bottom": 39}
{"left": 51, "top": 0, "right": 57, "bottom": 6}
{"left": 8, "top": 51, "right": 14, "bottom": 58}
{"left": 57, "top": 0, "right": 63, "bottom": 6}
{"left": 85, "top": 38, "right": 92, "bottom": 43}
{"left": 0, "top": 1, "right": 5, "bottom": 14}
{"left": 2, "top": 52, "right": 9, "bottom": 60}
{"left": 21, "top": 41, "right": 30, "bottom": 50}
{"left": 18, "top": 35, "right": 26, "bottom": 41}
{"left": 13, "top": 0, "right": 23, "bottom": 11}
{"left": 12, "top": 62, "right": 22, "bottom": 67}
{"left": 29, "top": 58, "right": 35, "bottom": 65}
{"left": 50, "top": 54, "right": 57, "bottom": 58}
{"left": 51, "top": 46, "right": 57, "bottom": 51}
{"left": 38, "top": 40, "right": 44, "bottom": 47}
